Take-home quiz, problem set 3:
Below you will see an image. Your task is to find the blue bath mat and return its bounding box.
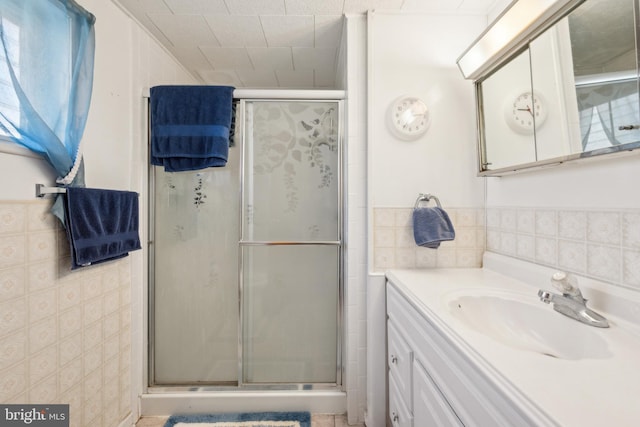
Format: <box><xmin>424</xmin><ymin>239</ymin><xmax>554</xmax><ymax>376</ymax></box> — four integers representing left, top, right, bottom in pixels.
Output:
<box><xmin>163</xmin><ymin>411</ymin><xmax>311</xmax><ymax>427</ymax></box>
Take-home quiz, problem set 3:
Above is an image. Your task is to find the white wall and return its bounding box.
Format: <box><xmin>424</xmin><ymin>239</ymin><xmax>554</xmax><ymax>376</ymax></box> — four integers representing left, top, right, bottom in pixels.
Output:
<box><xmin>368</xmin><ymin>11</ymin><xmax>486</xmax><ymax>209</ymax></box>
<box><xmin>365</xmin><ymin>11</ymin><xmax>487</xmax><ymax>427</ymax></box>
<box><xmin>486</xmin><ymin>153</ymin><xmax>640</xmax><ymax>209</ymax></box>
<box><xmin>340</xmin><ymin>14</ymin><xmax>370</xmax><ymax>426</ymax></box>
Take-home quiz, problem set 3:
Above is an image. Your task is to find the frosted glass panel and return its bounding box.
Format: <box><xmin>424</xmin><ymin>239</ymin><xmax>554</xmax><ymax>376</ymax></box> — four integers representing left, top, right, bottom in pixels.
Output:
<box><xmin>242</xmin><ymin>245</ymin><xmax>339</xmax><ymax>383</ymax></box>
<box><xmin>243</xmin><ymin>101</ymin><xmax>339</xmax><ymax>242</ymax></box>
<box><xmin>151</xmin><ymin>98</ymin><xmax>341</xmax><ymax>388</ymax></box>
<box><xmin>153</xmin><ymin>146</ymin><xmax>240</xmax><ymax>384</ymax></box>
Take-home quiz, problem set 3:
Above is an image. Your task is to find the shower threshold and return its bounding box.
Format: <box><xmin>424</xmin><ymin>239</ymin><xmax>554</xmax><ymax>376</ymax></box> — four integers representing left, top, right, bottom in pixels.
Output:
<box><xmin>148</xmin><ymin>383</ymin><xmax>341</xmax><ymax>392</ymax></box>
<box><xmin>140</xmin><ymin>386</ymin><xmax>347</xmax><ymax>416</ymax></box>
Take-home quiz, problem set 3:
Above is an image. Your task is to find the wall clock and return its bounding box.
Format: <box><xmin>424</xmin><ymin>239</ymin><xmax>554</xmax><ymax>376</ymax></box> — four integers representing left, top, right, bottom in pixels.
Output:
<box><xmin>388</xmin><ymin>96</ymin><xmax>430</xmax><ymax>140</ymax></box>
<box><xmin>504</xmin><ymin>91</ymin><xmax>547</xmax><ymax>134</ymax></box>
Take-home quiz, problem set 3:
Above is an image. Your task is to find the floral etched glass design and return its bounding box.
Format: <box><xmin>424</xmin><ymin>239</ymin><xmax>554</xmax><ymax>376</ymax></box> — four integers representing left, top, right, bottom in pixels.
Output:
<box><xmin>242</xmin><ymin>100</ymin><xmax>341</xmax><ymax>384</ymax></box>
<box><xmin>243</xmin><ymin>101</ymin><xmax>340</xmax><ymax>242</ymax></box>
<box><xmin>152</xmin><ymin>146</ymin><xmax>240</xmax><ymax>384</ymax></box>
<box><xmin>152</xmin><ymin>99</ymin><xmax>342</xmax><ymax>386</ymax></box>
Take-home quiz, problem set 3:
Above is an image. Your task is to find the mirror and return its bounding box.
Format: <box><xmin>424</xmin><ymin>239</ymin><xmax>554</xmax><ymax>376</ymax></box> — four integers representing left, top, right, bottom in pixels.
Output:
<box><xmin>464</xmin><ymin>0</ymin><xmax>640</xmax><ymax>175</ymax></box>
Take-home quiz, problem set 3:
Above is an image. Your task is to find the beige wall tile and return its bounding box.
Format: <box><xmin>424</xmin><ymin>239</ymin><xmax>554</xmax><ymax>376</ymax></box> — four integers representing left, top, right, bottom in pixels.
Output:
<box><xmin>27</xmin><ymin>203</ymin><xmax>57</xmax><ymax>232</ymax></box>
<box><xmin>28</xmin><ymin>231</ymin><xmax>57</xmax><ymax>262</ymax></box>
<box><xmin>0</xmin><ymin>331</ymin><xmax>26</xmax><ymax>371</ymax></box>
<box><xmin>0</xmin><ymin>204</ymin><xmax>26</xmax><ymax>235</ymax></box>
<box><xmin>0</xmin><ymin>235</ymin><xmax>26</xmax><ymax>269</ymax></box>
<box><xmin>372</xmin><ymin>206</ymin><xmax>485</xmax><ymax>272</ymax></box>
<box><xmin>0</xmin><ymin>266</ymin><xmax>25</xmax><ymax>302</ymax></box>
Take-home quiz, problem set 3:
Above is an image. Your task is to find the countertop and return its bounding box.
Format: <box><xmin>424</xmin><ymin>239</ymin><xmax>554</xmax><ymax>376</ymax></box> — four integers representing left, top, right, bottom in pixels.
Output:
<box><xmin>386</xmin><ymin>253</ymin><xmax>640</xmax><ymax>427</ymax></box>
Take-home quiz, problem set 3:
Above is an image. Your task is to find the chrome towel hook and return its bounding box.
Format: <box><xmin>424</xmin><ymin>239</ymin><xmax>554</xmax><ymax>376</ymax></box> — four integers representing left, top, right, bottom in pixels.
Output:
<box><xmin>414</xmin><ymin>193</ymin><xmax>442</xmax><ymax>209</ymax></box>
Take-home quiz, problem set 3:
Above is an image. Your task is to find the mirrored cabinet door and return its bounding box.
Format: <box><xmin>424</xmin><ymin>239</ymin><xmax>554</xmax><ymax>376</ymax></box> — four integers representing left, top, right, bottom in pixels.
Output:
<box><xmin>466</xmin><ymin>0</ymin><xmax>640</xmax><ymax>175</ymax></box>
<box><xmin>529</xmin><ymin>17</ymin><xmax>582</xmax><ymax>161</ymax></box>
<box><xmin>480</xmin><ymin>50</ymin><xmax>537</xmax><ymax>170</ymax></box>
<box><xmin>570</xmin><ymin>0</ymin><xmax>640</xmax><ymax>152</ymax></box>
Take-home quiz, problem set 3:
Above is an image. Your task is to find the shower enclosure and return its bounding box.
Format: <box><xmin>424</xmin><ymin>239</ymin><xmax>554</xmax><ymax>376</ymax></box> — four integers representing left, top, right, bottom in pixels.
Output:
<box><xmin>149</xmin><ymin>98</ymin><xmax>342</xmax><ymax>389</ymax></box>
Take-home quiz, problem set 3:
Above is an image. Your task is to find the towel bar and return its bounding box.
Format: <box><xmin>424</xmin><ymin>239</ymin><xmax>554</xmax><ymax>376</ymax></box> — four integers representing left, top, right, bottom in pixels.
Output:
<box><xmin>36</xmin><ymin>184</ymin><xmax>66</xmax><ymax>198</ymax></box>
<box><xmin>414</xmin><ymin>193</ymin><xmax>442</xmax><ymax>209</ymax></box>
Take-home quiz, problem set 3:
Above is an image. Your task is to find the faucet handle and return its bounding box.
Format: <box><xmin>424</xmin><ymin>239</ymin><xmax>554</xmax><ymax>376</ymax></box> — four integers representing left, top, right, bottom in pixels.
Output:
<box><xmin>551</xmin><ymin>272</ymin><xmax>580</xmax><ymax>296</ymax></box>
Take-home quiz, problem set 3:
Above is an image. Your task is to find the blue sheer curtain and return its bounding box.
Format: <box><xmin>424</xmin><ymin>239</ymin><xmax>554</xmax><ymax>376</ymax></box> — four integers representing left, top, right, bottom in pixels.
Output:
<box><xmin>0</xmin><ymin>0</ymin><xmax>95</xmax><ymax>220</ymax></box>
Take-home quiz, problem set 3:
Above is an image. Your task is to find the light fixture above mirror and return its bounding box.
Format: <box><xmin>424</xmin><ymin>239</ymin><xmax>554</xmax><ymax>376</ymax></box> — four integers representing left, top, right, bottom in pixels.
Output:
<box><xmin>457</xmin><ymin>0</ymin><xmax>582</xmax><ymax>80</ymax></box>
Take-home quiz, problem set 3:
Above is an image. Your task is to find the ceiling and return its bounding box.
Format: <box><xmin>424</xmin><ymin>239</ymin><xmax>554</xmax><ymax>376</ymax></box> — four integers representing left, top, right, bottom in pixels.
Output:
<box><xmin>114</xmin><ymin>0</ymin><xmax>501</xmax><ymax>88</ymax></box>
<box><xmin>568</xmin><ymin>0</ymin><xmax>636</xmax><ymax>76</ymax></box>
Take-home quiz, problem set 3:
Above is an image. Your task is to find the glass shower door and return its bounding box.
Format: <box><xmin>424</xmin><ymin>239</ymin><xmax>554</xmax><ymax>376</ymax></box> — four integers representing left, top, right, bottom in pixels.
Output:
<box><xmin>151</xmin><ymin>145</ymin><xmax>241</xmax><ymax>385</ymax></box>
<box><xmin>241</xmin><ymin>100</ymin><xmax>342</xmax><ymax>384</ymax></box>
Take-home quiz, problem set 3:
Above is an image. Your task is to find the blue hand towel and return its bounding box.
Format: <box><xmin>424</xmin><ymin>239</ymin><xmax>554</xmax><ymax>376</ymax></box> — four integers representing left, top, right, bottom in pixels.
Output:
<box><xmin>150</xmin><ymin>85</ymin><xmax>235</xmax><ymax>172</ymax></box>
<box><xmin>412</xmin><ymin>207</ymin><xmax>455</xmax><ymax>248</ymax></box>
<box><xmin>64</xmin><ymin>187</ymin><xmax>142</xmax><ymax>269</ymax></box>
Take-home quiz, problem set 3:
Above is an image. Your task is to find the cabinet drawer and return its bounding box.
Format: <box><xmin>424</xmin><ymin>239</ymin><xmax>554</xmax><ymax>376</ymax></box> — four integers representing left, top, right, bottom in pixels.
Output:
<box><xmin>413</xmin><ymin>358</ymin><xmax>463</xmax><ymax>427</ymax></box>
<box><xmin>387</xmin><ymin>320</ymin><xmax>413</xmax><ymax>404</ymax></box>
<box><xmin>389</xmin><ymin>374</ymin><xmax>413</xmax><ymax>427</ymax></box>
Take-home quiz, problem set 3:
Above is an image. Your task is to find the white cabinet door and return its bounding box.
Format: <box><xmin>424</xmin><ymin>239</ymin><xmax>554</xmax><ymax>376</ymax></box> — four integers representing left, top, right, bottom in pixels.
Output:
<box><xmin>413</xmin><ymin>359</ymin><xmax>463</xmax><ymax>427</ymax></box>
<box><xmin>388</xmin><ymin>321</ymin><xmax>413</xmax><ymax>402</ymax></box>
<box><xmin>389</xmin><ymin>374</ymin><xmax>413</xmax><ymax>427</ymax></box>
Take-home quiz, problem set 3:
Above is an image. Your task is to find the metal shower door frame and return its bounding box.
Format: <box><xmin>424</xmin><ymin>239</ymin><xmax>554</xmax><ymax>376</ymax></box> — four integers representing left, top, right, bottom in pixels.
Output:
<box><xmin>238</xmin><ymin>98</ymin><xmax>344</xmax><ymax>389</ymax></box>
<box><xmin>147</xmin><ymin>96</ymin><xmax>344</xmax><ymax>391</ymax></box>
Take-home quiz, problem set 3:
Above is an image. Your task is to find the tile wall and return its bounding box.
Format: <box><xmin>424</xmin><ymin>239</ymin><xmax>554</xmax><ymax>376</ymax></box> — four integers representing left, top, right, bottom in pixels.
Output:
<box><xmin>486</xmin><ymin>207</ymin><xmax>640</xmax><ymax>289</ymax></box>
<box><xmin>372</xmin><ymin>207</ymin><xmax>486</xmax><ymax>272</ymax></box>
<box><xmin>0</xmin><ymin>200</ymin><xmax>132</xmax><ymax>427</ymax></box>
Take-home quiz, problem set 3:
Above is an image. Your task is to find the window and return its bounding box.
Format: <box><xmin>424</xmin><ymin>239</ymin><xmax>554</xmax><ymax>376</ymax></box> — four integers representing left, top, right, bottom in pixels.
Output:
<box><xmin>577</xmin><ymin>78</ymin><xmax>640</xmax><ymax>151</ymax></box>
<box><xmin>0</xmin><ymin>11</ymin><xmax>20</xmax><ymax>139</ymax></box>
<box><xmin>0</xmin><ymin>0</ymin><xmax>95</xmax><ymax>186</ymax></box>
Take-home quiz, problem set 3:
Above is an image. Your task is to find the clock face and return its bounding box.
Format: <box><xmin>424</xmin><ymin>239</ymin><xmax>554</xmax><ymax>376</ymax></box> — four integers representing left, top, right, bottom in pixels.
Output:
<box><xmin>388</xmin><ymin>96</ymin><xmax>430</xmax><ymax>140</ymax></box>
<box><xmin>505</xmin><ymin>91</ymin><xmax>546</xmax><ymax>134</ymax></box>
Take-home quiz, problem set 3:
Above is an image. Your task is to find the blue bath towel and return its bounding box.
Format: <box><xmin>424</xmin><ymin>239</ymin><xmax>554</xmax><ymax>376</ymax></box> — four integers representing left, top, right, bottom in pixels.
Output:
<box><xmin>150</xmin><ymin>85</ymin><xmax>235</xmax><ymax>172</ymax></box>
<box><xmin>413</xmin><ymin>207</ymin><xmax>455</xmax><ymax>248</ymax></box>
<box><xmin>64</xmin><ymin>187</ymin><xmax>142</xmax><ymax>269</ymax></box>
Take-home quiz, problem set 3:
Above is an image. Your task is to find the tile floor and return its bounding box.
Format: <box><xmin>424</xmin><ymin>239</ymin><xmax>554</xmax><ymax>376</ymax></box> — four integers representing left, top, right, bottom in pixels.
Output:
<box><xmin>135</xmin><ymin>414</ymin><xmax>362</xmax><ymax>427</ymax></box>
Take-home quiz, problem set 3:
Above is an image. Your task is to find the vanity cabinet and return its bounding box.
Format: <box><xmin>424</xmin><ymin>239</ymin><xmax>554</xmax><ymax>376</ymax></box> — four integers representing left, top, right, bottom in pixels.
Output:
<box><xmin>387</xmin><ymin>321</ymin><xmax>414</xmax><ymax>427</ymax></box>
<box><xmin>412</xmin><ymin>358</ymin><xmax>463</xmax><ymax>427</ymax></box>
<box><xmin>386</xmin><ymin>280</ymin><xmax>537</xmax><ymax>427</ymax></box>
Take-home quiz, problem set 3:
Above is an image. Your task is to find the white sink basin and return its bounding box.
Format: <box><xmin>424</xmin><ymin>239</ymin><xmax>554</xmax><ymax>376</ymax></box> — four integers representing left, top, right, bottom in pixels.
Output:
<box><xmin>446</xmin><ymin>291</ymin><xmax>611</xmax><ymax>360</ymax></box>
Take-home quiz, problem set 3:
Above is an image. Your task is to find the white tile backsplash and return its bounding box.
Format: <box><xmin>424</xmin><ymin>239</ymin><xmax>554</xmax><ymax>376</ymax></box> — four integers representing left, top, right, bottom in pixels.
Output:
<box><xmin>558</xmin><ymin>211</ymin><xmax>587</xmax><ymax>240</ymax></box>
<box><xmin>622</xmin><ymin>212</ymin><xmax>640</xmax><ymax>249</ymax></box>
<box><xmin>535</xmin><ymin>210</ymin><xmax>557</xmax><ymax>237</ymax></box>
<box><xmin>516</xmin><ymin>210</ymin><xmax>535</xmax><ymax>234</ymax></box>
<box><xmin>0</xmin><ymin>200</ymin><xmax>132</xmax><ymax>424</ymax></box>
<box><xmin>500</xmin><ymin>209</ymin><xmax>516</xmax><ymax>231</ymax></box>
<box><xmin>487</xmin><ymin>206</ymin><xmax>640</xmax><ymax>291</ymax></box>
<box><xmin>587</xmin><ymin>212</ymin><xmax>621</xmax><ymax>245</ymax></box>
<box><xmin>516</xmin><ymin>233</ymin><xmax>535</xmax><ymax>260</ymax></box>
<box><xmin>373</xmin><ymin>207</ymin><xmax>485</xmax><ymax>271</ymax></box>
<box><xmin>587</xmin><ymin>245</ymin><xmax>621</xmax><ymax>282</ymax></box>
<box><xmin>623</xmin><ymin>250</ymin><xmax>640</xmax><ymax>287</ymax></box>
<box><xmin>558</xmin><ymin>240</ymin><xmax>586</xmax><ymax>272</ymax></box>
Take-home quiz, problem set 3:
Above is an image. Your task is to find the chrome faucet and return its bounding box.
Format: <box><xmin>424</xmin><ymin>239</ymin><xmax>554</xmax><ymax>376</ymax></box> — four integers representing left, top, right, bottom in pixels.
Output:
<box><xmin>538</xmin><ymin>272</ymin><xmax>609</xmax><ymax>328</ymax></box>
